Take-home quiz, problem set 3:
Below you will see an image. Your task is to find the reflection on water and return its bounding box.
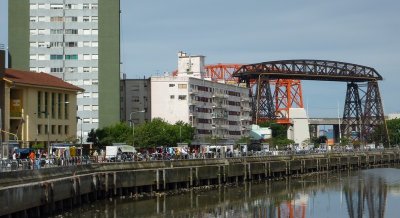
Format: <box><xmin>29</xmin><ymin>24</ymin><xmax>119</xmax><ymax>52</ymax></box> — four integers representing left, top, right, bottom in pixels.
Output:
<box><xmin>59</xmin><ymin>168</ymin><xmax>400</xmax><ymax>218</ymax></box>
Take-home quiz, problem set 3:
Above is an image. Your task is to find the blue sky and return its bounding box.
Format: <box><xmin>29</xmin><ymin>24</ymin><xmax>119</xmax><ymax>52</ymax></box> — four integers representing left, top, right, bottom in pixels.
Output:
<box><xmin>1</xmin><ymin>0</ymin><xmax>399</xmax><ymax>117</ymax></box>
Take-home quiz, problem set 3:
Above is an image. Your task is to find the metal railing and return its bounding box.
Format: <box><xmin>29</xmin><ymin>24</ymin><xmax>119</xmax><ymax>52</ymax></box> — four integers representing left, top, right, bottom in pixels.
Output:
<box><xmin>1</xmin><ymin>147</ymin><xmax>398</xmax><ymax>172</ymax></box>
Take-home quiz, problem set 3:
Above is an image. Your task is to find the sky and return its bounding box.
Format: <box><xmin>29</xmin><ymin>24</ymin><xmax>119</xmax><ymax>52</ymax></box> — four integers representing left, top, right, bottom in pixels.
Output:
<box><xmin>1</xmin><ymin>0</ymin><xmax>399</xmax><ymax>117</ymax></box>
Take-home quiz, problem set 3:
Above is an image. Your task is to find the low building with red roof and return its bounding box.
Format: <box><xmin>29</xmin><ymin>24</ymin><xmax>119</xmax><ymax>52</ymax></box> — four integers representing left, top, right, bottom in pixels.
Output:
<box><xmin>3</xmin><ymin>68</ymin><xmax>84</xmax><ymax>150</ymax></box>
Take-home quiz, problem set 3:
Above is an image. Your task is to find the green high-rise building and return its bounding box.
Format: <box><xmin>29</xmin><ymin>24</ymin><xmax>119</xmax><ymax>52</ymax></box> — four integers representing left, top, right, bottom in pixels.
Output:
<box><xmin>8</xmin><ymin>0</ymin><xmax>121</xmax><ymax>140</ymax></box>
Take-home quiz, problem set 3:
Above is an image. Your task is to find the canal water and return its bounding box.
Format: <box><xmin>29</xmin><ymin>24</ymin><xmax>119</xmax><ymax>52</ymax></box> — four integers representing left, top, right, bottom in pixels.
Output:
<box><xmin>57</xmin><ymin>168</ymin><xmax>400</xmax><ymax>218</ymax></box>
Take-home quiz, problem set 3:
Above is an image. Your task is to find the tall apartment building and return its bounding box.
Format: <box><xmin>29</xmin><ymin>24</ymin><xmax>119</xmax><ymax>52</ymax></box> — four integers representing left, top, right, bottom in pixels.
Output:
<box><xmin>8</xmin><ymin>0</ymin><xmax>120</xmax><ymax>142</ymax></box>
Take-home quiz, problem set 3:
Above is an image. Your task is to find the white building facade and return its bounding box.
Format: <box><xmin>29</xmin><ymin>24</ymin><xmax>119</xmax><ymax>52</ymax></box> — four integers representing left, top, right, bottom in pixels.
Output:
<box><xmin>151</xmin><ymin>76</ymin><xmax>252</xmax><ymax>142</ymax></box>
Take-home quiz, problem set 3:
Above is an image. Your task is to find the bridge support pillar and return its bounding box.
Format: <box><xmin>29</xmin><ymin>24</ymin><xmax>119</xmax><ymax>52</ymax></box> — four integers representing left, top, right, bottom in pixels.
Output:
<box><xmin>342</xmin><ymin>82</ymin><xmax>363</xmax><ymax>141</ymax></box>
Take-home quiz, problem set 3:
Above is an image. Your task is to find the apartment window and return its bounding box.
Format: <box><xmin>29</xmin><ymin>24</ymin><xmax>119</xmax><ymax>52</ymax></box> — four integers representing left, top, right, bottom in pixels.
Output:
<box><xmin>92</xmin><ymin>67</ymin><xmax>98</xmax><ymax>72</ymax></box>
<box><xmin>83</xmin><ymin>4</ymin><xmax>89</xmax><ymax>9</ymax></box>
<box><xmin>38</xmin><ymin>4</ymin><xmax>46</xmax><ymax>9</ymax></box>
<box><xmin>66</xmin><ymin>67</ymin><xmax>77</xmax><ymax>73</ymax></box>
<box><xmin>30</xmin><ymin>17</ymin><xmax>37</xmax><ymax>22</ymax></box>
<box><xmin>50</xmin><ymin>55</ymin><xmax>63</xmax><ymax>60</ymax></box>
<box><xmin>169</xmin><ymin>84</ymin><xmax>175</xmax><ymax>87</ymax></box>
<box><xmin>83</xmin><ymin>29</ymin><xmax>91</xmax><ymax>35</ymax></box>
<box><xmin>30</xmin><ymin>29</ymin><xmax>38</xmax><ymax>35</ymax></box>
<box><xmin>38</xmin><ymin>55</ymin><xmax>46</xmax><ymax>60</ymax></box>
<box><xmin>30</xmin><ymin>42</ymin><xmax>37</xmax><ymax>47</ymax></box>
<box><xmin>92</xmin><ymin>118</ymin><xmax>99</xmax><ymax>123</ymax></box>
<box><xmin>50</xmin><ymin>42</ymin><xmax>63</xmax><ymax>47</ymax></box>
<box><xmin>64</xmin><ymin>94</ymin><xmax>69</xmax><ymax>119</ymax></box>
<box><xmin>178</xmin><ymin>95</ymin><xmax>187</xmax><ymax>100</ymax></box>
<box><xmin>65</xmin><ymin>4</ymin><xmax>78</xmax><ymax>9</ymax></box>
<box><xmin>92</xmin><ymin>54</ymin><xmax>98</xmax><ymax>60</ymax></box>
<box><xmin>83</xmin><ymin>92</ymin><xmax>91</xmax><ymax>98</ymax></box>
<box><xmin>50</xmin><ymin>16</ymin><xmax>63</xmax><ymax>22</ymax></box>
<box><xmin>51</xmin><ymin>125</ymin><xmax>56</xmax><ymax>134</ymax></box>
<box><xmin>83</xmin><ymin>67</ymin><xmax>90</xmax><ymax>73</ymax></box>
<box><xmin>83</xmin><ymin>16</ymin><xmax>90</xmax><ymax>22</ymax></box>
<box><xmin>50</xmin><ymin>29</ymin><xmax>63</xmax><ymax>34</ymax></box>
<box><xmin>51</xmin><ymin>93</ymin><xmax>56</xmax><ymax>118</ymax></box>
<box><xmin>37</xmin><ymin>125</ymin><xmax>42</xmax><ymax>134</ymax></box>
<box><xmin>37</xmin><ymin>91</ymin><xmax>42</xmax><ymax>118</ymax></box>
<box><xmin>92</xmin><ymin>92</ymin><xmax>98</xmax><ymax>98</ymax></box>
<box><xmin>91</xmin><ymin>4</ymin><xmax>98</xmax><ymax>9</ymax></box>
<box><xmin>65</xmin><ymin>125</ymin><xmax>69</xmax><ymax>135</ymax></box>
<box><xmin>65</xmin><ymin>54</ymin><xmax>78</xmax><ymax>60</ymax></box>
<box><xmin>83</xmin><ymin>41</ymin><xmax>91</xmax><ymax>47</ymax></box>
<box><xmin>92</xmin><ymin>105</ymin><xmax>99</xmax><ymax>111</ymax></box>
<box><xmin>65</xmin><ymin>29</ymin><xmax>78</xmax><ymax>34</ymax></box>
<box><xmin>44</xmin><ymin>92</ymin><xmax>49</xmax><ymax>118</ymax></box>
<box><xmin>83</xmin><ymin>118</ymin><xmax>91</xmax><ymax>123</ymax></box>
<box><xmin>66</xmin><ymin>42</ymin><xmax>77</xmax><ymax>47</ymax></box>
<box><xmin>58</xmin><ymin>125</ymin><xmax>62</xmax><ymax>135</ymax></box>
<box><xmin>38</xmin><ymin>67</ymin><xmax>45</xmax><ymax>72</ymax></box>
<box><xmin>30</xmin><ymin>54</ymin><xmax>37</xmax><ymax>60</ymax></box>
<box><xmin>51</xmin><ymin>68</ymin><xmax>63</xmax><ymax>73</ymax></box>
<box><xmin>65</xmin><ymin>16</ymin><xmax>78</xmax><ymax>22</ymax></box>
<box><xmin>83</xmin><ymin>54</ymin><xmax>91</xmax><ymax>60</ymax></box>
<box><xmin>83</xmin><ymin>80</ymin><xmax>91</xmax><ymax>85</ymax></box>
<box><xmin>83</xmin><ymin>105</ymin><xmax>91</xmax><ymax>111</ymax></box>
<box><xmin>50</xmin><ymin>4</ymin><xmax>63</xmax><ymax>9</ymax></box>
<box><xmin>38</xmin><ymin>16</ymin><xmax>46</xmax><ymax>22</ymax></box>
<box><xmin>92</xmin><ymin>16</ymin><xmax>98</xmax><ymax>22</ymax></box>
<box><xmin>170</xmin><ymin>95</ymin><xmax>175</xmax><ymax>99</ymax></box>
<box><xmin>58</xmin><ymin>94</ymin><xmax>62</xmax><ymax>119</ymax></box>
<box><xmin>92</xmin><ymin>42</ymin><xmax>98</xmax><ymax>47</ymax></box>
<box><xmin>38</xmin><ymin>42</ymin><xmax>47</xmax><ymax>48</ymax></box>
<box><xmin>178</xmin><ymin>84</ymin><xmax>187</xmax><ymax>89</ymax></box>
<box><xmin>30</xmin><ymin>4</ymin><xmax>38</xmax><ymax>10</ymax></box>
<box><xmin>92</xmin><ymin>29</ymin><xmax>98</xmax><ymax>35</ymax></box>
<box><xmin>30</xmin><ymin>68</ymin><xmax>37</xmax><ymax>72</ymax></box>
<box><xmin>38</xmin><ymin>29</ymin><xmax>46</xmax><ymax>35</ymax></box>
<box><xmin>92</xmin><ymin>79</ymin><xmax>98</xmax><ymax>85</ymax></box>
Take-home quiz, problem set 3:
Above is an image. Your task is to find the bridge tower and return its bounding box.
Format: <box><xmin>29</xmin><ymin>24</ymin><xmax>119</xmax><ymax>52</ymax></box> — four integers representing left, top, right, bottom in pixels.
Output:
<box><xmin>362</xmin><ymin>81</ymin><xmax>387</xmax><ymax>144</ymax></box>
<box><xmin>274</xmin><ymin>79</ymin><xmax>304</xmax><ymax>124</ymax></box>
<box><xmin>342</xmin><ymin>82</ymin><xmax>363</xmax><ymax>140</ymax></box>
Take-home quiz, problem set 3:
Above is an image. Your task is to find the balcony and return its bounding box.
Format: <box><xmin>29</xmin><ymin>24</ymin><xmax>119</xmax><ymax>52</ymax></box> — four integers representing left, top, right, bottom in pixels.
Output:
<box><xmin>212</xmin><ymin>93</ymin><xmax>228</xmax><ymax>99</ymax></box>
<box><xmin>212</xmin><ymin>113</ymin><xmax>227</xmax><ymax>119</ymax></box>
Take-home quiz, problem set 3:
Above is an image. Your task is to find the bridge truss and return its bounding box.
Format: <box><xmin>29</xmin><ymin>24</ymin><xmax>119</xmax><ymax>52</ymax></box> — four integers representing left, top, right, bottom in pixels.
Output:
<box><xmin>233</xmin><ymin>60</ymin><xmax>388</xmax><ymax>144</ymax></box>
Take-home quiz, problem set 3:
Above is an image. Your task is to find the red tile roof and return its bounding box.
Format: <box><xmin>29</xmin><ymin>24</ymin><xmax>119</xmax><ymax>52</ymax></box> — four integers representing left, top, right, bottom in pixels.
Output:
<box><xmin>4</xmin><ymin>69</ymin><xmax>84</xmax><ymax>92</ymax></box>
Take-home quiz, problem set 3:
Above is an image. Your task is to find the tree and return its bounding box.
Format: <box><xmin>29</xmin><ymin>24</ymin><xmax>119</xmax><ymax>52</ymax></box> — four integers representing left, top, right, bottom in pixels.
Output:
<box><xmin>94</xmin><ymin>123</ymin><xmax>132</xmax><ymax>147</ymax></box>
<box><xmin>258</xmin><ymin>121</ymin><xmax>292</xmax><ymax>149</ymax></box>
<box><xmin>340</xmin><ymin>137</ymin><xmax>351</xmax><ymax>147</ymax></box>
<box><xmin>386</xmin><ymin>118</ymin><xmax>400</xmax><ymax>146</ymax></box>
<box><xmin>133</xmin><ymin>118</ymin><xmax>195</xmax><ymax>147</ymax></box>
<box><xmin>87</xmin><ymin>129</ymin><xmax>101</xmax><ymax>149</ymax></box>
<box><xmin>237</xmin><ymin>136</ymin><xmax>251</xmax><ymax>144</ymax></box>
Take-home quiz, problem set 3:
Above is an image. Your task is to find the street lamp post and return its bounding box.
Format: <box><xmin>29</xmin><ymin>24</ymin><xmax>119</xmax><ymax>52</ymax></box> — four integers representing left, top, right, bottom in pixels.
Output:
<box><xmin>77</xmin><ymin>117</ymin><xmax>83</xmax><ymax>161</ymax></box>
<box><xmin>129</xmin><ymin>110</ymin><xmax>145</xmax><ymax>147</ymax></box>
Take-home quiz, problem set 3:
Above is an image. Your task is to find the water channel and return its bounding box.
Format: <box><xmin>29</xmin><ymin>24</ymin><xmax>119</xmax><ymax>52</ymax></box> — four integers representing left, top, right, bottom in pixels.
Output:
<box><xmin>57</xmin><ymin>167</ymin><xmax>400</xmax><ymax>218</ymax></box>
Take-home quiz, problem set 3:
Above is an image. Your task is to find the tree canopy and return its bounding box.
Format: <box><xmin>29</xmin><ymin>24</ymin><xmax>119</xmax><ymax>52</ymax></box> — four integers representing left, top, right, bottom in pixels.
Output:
<box><xmin>87</xmin><ymin>118</ymin><xmax>195</xmax><ymax>148</ymax></box>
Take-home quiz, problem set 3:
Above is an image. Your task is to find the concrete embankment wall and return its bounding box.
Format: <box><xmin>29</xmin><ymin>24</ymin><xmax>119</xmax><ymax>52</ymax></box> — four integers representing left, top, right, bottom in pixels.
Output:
<box><xmin>1</xmin><ymin>151</ymin><xmax>399</xmax><ymax>217</ymax></box>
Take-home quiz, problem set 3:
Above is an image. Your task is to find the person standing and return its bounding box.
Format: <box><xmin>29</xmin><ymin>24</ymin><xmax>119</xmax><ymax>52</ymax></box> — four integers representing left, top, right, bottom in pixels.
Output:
<box><xmin>29</xmin><ymin>151</ymin><xmax>35</xmax><ymax>169</ymax></box>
